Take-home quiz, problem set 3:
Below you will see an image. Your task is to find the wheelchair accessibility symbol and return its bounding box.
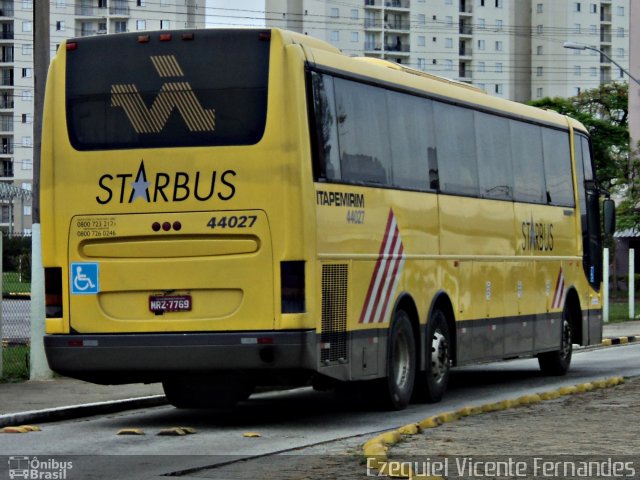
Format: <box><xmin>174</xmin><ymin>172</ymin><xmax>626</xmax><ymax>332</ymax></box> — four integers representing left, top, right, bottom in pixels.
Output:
<box><xmin>71</xmin><ymin>262</ymin><xmax>99</xmax><ymax>294</ymax></box>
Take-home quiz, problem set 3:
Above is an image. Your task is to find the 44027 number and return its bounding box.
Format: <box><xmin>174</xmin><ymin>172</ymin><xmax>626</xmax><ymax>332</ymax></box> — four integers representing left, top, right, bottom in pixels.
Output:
<box><xmin>207</xmin><ymin>215</ymin><xmax>257</xmax><ymax>229</ymax></box>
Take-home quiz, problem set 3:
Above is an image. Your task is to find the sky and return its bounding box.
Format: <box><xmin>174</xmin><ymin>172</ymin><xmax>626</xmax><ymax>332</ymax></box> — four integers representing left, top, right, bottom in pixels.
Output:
<box><xmin>206</xmin><ymin>0</ymin><xmax>266</xmax><ymax>27</ymax></box>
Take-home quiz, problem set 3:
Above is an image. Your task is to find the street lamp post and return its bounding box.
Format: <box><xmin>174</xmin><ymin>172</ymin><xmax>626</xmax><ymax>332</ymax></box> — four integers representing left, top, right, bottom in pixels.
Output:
<box><xmin>563</xmin><ymin>41</ymin><xmax>640</xmax><ymax>87</ymax></box>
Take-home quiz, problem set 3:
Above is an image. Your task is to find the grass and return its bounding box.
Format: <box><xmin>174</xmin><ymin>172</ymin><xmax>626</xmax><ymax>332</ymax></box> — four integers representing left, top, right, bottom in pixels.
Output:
<box><xmin>1</xmin><ymin>344</ymin><xmax>29</xmax><ymax>382</ymax></box>
<box><xmin>607</xmin><ymin>300</ymin><xmax>640</xmax><ymax>323</ymax></box>
<box><xmin>2</xmin><ymin>271</ymin><xmax>31</xmax><ymax>295</ymax></box>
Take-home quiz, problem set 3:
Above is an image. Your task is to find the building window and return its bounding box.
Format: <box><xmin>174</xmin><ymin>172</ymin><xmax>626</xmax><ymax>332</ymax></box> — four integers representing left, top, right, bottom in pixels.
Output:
<box><xmin>620</xmin><ymin>68</ymin><xmax>625</xmax><ymax>79</ymax></box>
<box><xmin>445</xmin><ymin>0</ymin><xmax>453</xmax><ymax>4</ymax></box>
<box><xmin>478</xmin><ymin>61</ymin><xmax>485</xmax><ymax>72</ymax></box>
<box><xmin>418</xmin><ymin>14</ymin><xmax>426</xmax><ymax>25</ymax></box>
<box><xmin>536</xmin><ymin>3</ymin><xmax>543</xmax><ymax>13</ymax></box>
<box><xmin>417</xmin><ymin>36</ymin><xmax>426</xmax><ymax>46</ymax></box>
<box><xmin>136</xmin><ymin>20</ymin><xmax>146</xmax><ymax>30</ymax></box>
<box><xmin>21</xmin><ymin>182</ymin><xmax>31</xmax><ymax>191</ymax></box>
<box><xmin>574</xmin><ymin>65</ymin><xmax>581</xmax><ymax>76</ymax></box>
<box><xmin>22</xmin><ymin>159</ymin><xmax>32</xmax><ymax>170</ymax></box>
<box><xmin>495</xmin><ymin>63</ymin><xmax>503</xmax><ymax>73</ymax></box>
<box><xmin>350</xmin><ymin>32</ymin><xmax>359</xmax><ymax>42</ymax></box>
<box><xmin>617</xmin><ymin>27</ymin><xmax>625</xmax><ymax>38</ymax></box>
<box><xmin>589</xmin><ymin>24</ymin><xmax>597</xmax><ymax>35</ymax></box>
<box><xmin>417</xmin><ymin>58</ymin><xmax>426</xmax><ymax>69</ymax></box>
<box><xmin>445</xmin><ymin>16</ymin><xmax>453</xmax><ymax>25</ymax></box>
<box><xmin>56</xmin><ymin>21</ymin><xmax>65</xmax><ymax>31</ymax></box>
<box><xmin>590</xmin><ymin>3</ymin><xmax>597</xmax><ymax>13</ymax></box>
<box><xmin>445</xmin><ymin>38</ymin><xmax>453</xmax><ymax>48</ymax></box>
<box><xmin>478</xmin><ymin>39</ymin><xmax>485</xmax><ymax>50</ymax></box>
<box><xmin>537</xmin><ymin>66</ymin><xmax>543</xmax><ymax>76</ymax></box>
<box><xmin>22</xmin><ymin>44</ymin><xmax>32</xmax><ymax>56</ymax></box>
<box><xmin>574</xmin><ymin>2</ymin><xmax>581</xmax><ymax>12</ymax></box>
<box><xmin>330</xmin><ymin>8</ymin><xmax>339</xmax><ymax>18</ymax></box>
<box><xmin>495</xmin><ymin>84</ymin><xmax>503</xmax><ymax>94</ymax></box>
<box><xmin>160</xmin><ymin>20</ymin><xmax>170</xmax><ymax>30</ymax></box>
<box><xmin>137</xmin><ymin>0</ymin><xmax>145</xmax><ymax>5</ymax></box>
<box><xmin>22</xmin><ymin>136</ymin><xmax>32</xmax><ymax>147</ymax></box>
<box><xmin>22</xmin><ymin>21</ymin><xmax>32</xmax><ymax>32</ymax></box>
<box><xmin>478</xmin><ymin>18</ymin><xmax>485</xmax><ymax>29</ymax></box>
<box><xmin>115</xmin><ymin>21</ymin><xmax>127</xmax><ymax>33</ymax></box>
<box><xmin>160</xmin><ymin>0</ymin><xmax>169</xmax><ymax>4</ymax></box>
<box><xmin>590</xmin><ymin>67</ymin><xmax>597</xmax><ymax>77</ymax></box>
<box><xmin>495</xmin><ymin>41</ymin><xmax>503</xmax><ymax>51</ymax></box>
<box><xmin>536</xmin><ymin>25</ymin><xmax>543</xmax><ymax>34</ymax></box>
<box><xmin>22</xmin><ymin>90</ymin><xmax>32</xmax><ymax>101</ymax></box>
<box><xmin>22</xmin><ymin>68</ymin><xmax>32</xmax><ymax>78</ymax></box>
<box><xmin>22</xmin><ymin>0</ymin><xmax>32</xmax><ymax>8</ymax></box>
<box><xmin>495</xmin><ymin>19</ymin><xmax>503</xmax><ymax>30</ymax></box>
<box><xmin>574</xmin><ymin>87</ymin><xmax>581</xmax><ymax>96</ymax></box>
<box><xmin>617</xmin><ymin>48</ymin><xmax>624</xmax><ymax>58</ymax></box>
<box><xmin>351</xmin><ymin>9</ymin><xmax>358</xmax><ymax>20</ymax></box>
<box><xmin>495</xmin><ymin>0</ymin><xmax>502</xmax><ymax>7</ymax></box>
<box><xmin>536</xmin><ymin>87</ymin><xmax>543</xmax><ymax>98</ymax></box>
<box><xmin>617</xmin><ymin>6</ymin><xmax>624</xmax><ymax>16</ymax></box>
<box><xmin>330</xmin><ymin>30</ymin><xmax>339</xmax><ymax>42</ymax></box>
<box><xmin>24</xmin><ymin>205</ymin><xmax>32</xmax><ymax>217</ymax></box>
<box><xmin>444</xmin><ymin>59</ymin><xmax>453</xmax><ymax>71</ymax></box>
<box><xmin>536</xmin><ymin>45</ymin><xmax>543</xmax><ymax>55</ymax></box>
<box><xmin>478</xmin><ymin>0</ymin><xmax>485</xmax><ymax>6</ymax></box>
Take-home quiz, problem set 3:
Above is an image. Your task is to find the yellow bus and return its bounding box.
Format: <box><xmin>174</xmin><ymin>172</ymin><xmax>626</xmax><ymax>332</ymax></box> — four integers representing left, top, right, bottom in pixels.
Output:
<box><xmin>42</xmin><ymin>28</ymin><xmax>614</xmax><ymax>410</ymax></box>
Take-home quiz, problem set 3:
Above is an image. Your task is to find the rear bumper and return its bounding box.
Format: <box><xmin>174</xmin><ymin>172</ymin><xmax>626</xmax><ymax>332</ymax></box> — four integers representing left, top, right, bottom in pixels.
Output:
<box><xmin>44</xmin><ymin>331</ymin><xmax>316</xmax><ymax>382</ymax></box>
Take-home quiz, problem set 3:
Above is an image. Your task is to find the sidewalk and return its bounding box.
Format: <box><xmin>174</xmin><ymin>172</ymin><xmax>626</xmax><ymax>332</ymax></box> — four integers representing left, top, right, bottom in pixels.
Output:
<box><xmin>1</xmin><ymin>321</ymin><xmax>639</xmax><ymax>427</ymax></box>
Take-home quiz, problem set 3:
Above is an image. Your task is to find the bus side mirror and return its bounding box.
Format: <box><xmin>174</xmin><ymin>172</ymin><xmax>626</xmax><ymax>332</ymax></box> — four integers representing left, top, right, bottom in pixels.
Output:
<box><xmin>603</xmin><ymin>198</ymin><xmax>616</xmax><ymax>235</ymax></box>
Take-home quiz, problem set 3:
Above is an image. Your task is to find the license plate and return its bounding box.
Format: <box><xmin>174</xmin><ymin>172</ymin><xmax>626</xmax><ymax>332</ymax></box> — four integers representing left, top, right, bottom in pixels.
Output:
<box><xmin>149</xmin><ymin>295</ymin><xmax>192</xmax><ymax>313</ymax></box>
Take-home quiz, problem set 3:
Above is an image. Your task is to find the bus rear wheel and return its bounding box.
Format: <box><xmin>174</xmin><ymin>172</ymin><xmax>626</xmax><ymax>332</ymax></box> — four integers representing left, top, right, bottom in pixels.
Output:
<box><xmin>162</xmin><ymin>373</ymin><xmax>254</xmax><ymax>409</ymax></box>
<box><xmin>538</xmin><ymin>311</ymin><xmax>573</xmax><ymax>376</ymax></box>
<box><xmin>376</xmin><ymin>309</ymin><xmax>416</xmax><ymax>410</ymax></box>
<box><xmin>420</xmin><ymin>308</ymin><xmax>451</xmax><ymax>403</ymax></box>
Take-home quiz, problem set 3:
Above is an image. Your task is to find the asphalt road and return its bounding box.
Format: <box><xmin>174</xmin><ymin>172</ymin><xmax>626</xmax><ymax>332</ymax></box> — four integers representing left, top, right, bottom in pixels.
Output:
<box><xmin>1</xmin><ymin>343</ymin><xmax>639</xmax><ymax>479</ymax></box>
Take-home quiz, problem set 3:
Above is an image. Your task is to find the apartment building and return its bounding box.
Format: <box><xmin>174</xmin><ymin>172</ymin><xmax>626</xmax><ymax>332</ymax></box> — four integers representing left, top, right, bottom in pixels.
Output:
<box><xmin>265</xmin><ymin>0</ymin><xmax>629</xmax><ymax>101</ymax></box>
<box><xmin>0</xmin><ymin>0</ymin><xmax>204</xmax><ymax>234</ymax></box>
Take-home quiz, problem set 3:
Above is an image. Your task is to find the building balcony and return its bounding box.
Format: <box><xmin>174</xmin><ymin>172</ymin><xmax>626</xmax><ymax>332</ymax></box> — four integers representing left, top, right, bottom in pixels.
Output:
<box><xmin>0</xmin><ymin>144</ymin><xmax>13</xmax><ymax>155</ymax></box>
<box><xmin>600</xmin><ymin>32</ymin><xmax>612</xmax><ymax>43</ymax></box>
<box><xmin>459</xmin><ymin>45</ymin><xmax>472</xmax><ymax>57</ymax></box>
<box><xmin>110</xmin><ymin>5</ymin><xmax>130</xmax><ymax>16</ymax></box>
<box><xmin>0</xmin><ymin>6</ymin><xmax>14</xmax><ymax>17</ymax></box>
<box><xmin>365</xmin><ymin>19</ymin><xmax>383</xmax><ymax>29</ymax></box>
<box><xmin>385</xmin><ymin>21</ymin><xmax>410</xmax><ymax>31</ymax></box>
<box><xmin>384</xmin><ymin>44</ymin><xmax>410</xmax><ymax>55</ymax></box>
<box><xmin>0</xmin><ymin>31</ymin><xmax>13</xmax><ymax>40</ymax></box>
<box><xmin>75</xmin><ymin>5</ymin><xmax>107</xmax><ymax>18</ymax></box>
<box><xmin>0</xmin><ymin>99</ymin><xmax>13</xmax><ymax>109</ymax></box>
<box><xmin>365</xmin><ymin>42</ymin><xmax>383</xmax><ymax>52</ymax></box>
<box><xmin>459</xmin><ymin>1</ymin><xmax>472</xmax><ymax>15</ymax></box>
<box><xmin>600</xmin><ymin>12</ymin><xmax>612</xmax><ymax>22</ymax></box>
<box><xmin>459</xmin><ymin>23</ymin><xmax>473</xmax><ymax>36</ymax></box>
<box><xmin>364</xmin><ymin>0</ymin><xmax>382</xmax><ymax>7</ymax></box>
<box><xmin>384</xmin><ymin>1</ymin><xmax>410</xmax><ymax>10</ymax></box>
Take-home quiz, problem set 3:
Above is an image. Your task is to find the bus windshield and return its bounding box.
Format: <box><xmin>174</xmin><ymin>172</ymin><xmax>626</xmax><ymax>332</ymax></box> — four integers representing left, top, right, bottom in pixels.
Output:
<box><xmin>65</xmin><ymin>29</ymin><xmax>270</xmax><ymax>151</ymax></box>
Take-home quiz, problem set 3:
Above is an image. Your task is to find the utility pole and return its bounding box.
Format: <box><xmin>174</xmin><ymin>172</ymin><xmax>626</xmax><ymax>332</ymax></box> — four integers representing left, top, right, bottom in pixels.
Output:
<box><xmin>30</xmin><ymin>0</ymin><xmax>52</xmax><ymax>380</ymax></box>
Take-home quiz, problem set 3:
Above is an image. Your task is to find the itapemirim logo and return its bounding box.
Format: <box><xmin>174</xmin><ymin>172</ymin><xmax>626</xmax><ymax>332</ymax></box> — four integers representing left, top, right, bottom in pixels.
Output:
<box><xmin>110</xmin><ymin>55</ymin><xmax>215</xmax><ymax>134</ymax></box>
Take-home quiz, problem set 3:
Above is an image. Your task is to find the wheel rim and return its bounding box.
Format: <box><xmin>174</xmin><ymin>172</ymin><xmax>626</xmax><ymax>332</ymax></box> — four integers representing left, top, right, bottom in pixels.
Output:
<box><xmin>393</xmin><ymin>329</ymin><xmax>411</xmax><ymax>390</ymax></box>
<box><xmin>430</xmin><ymin>329</ymin><xmax>449</xmax><ymax>384</ymax></box>
<box><xmin>560</xmin><ymin>318</ymin><xmax>572</xmax><ymax>360</ymax></box>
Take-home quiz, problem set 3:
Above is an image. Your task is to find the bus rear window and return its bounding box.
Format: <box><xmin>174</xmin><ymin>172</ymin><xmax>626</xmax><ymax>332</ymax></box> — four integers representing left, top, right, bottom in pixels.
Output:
<box><xmin>65</xmin><ymin>29</ymin><xmax>270</xmax><ymax>150</ymax></box>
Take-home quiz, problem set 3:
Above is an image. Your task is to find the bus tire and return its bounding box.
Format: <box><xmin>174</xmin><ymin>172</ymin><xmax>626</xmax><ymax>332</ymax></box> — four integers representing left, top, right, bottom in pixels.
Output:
<box><xmin>538</xmin><ymin>310</ymin><xmax>573</xmax><ymax>376</ymax></box>
<box><xmin>421</xmin><ymin>308</ymin><xmax>451</xmax><ymax>403</ymax></box>
<box><xmin>162</xmin><ymin>374</ymin><xmax>254</xmax><ymax>409</ymax></box>
<box><xmin>378</xmin><ymin>309</ymin><xmax>416</xmax><ymax>410</ymax></box>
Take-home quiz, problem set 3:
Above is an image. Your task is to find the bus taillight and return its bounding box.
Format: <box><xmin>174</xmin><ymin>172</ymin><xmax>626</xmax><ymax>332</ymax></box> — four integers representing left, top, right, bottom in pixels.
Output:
<box><xmin>45</xmin><ymin>267</ymin><xmax>63</xmax><ymax>318</ymax></box>
<box><xmin>281</xmin><ymin>261</ymin><xmax>305</xmax><ymax>313</ymax></box>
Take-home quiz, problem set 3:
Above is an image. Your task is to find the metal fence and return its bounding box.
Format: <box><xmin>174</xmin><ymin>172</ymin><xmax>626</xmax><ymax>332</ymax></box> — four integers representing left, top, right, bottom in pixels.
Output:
<box><xmin>1</xmin><ymin>233</ymin><xmax>31</xmax><ymax>381</ymax></box>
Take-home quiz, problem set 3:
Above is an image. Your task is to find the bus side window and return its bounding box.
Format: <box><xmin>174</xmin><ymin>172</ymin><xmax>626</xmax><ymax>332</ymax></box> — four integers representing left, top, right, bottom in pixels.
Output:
<box><xmin>311</xmin><ymin>72</ymin><xmax>341</xmax><ymax>181</ymax></box>
<box><xmin>475</xmin><ymin>111</ymin><xmax>513</xmax><ymax>200</ymax></box>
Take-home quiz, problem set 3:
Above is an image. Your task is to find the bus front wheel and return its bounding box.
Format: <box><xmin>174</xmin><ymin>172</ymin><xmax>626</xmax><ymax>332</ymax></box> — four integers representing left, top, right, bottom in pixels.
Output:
<box><xmin>538</xmin><ymin>311</ymin><xmax>573</xmax><ymax>376</ymax></box>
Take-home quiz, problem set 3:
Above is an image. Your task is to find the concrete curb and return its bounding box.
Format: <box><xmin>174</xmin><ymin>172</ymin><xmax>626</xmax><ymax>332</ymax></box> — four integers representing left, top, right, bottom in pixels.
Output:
<box><xmin>0</xmin><ymin>395</ymin><xmax>167</xmax><ymax>429</ymax></box>
<box><xmin>602</xmin><ymin>335</ymin><xmax>638</xmax><ymax>346</ymax></box>
<box><xmin>362</xmin><ymin>377</ymin><xmax>626</xmax><ymax>479</ymax></box>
